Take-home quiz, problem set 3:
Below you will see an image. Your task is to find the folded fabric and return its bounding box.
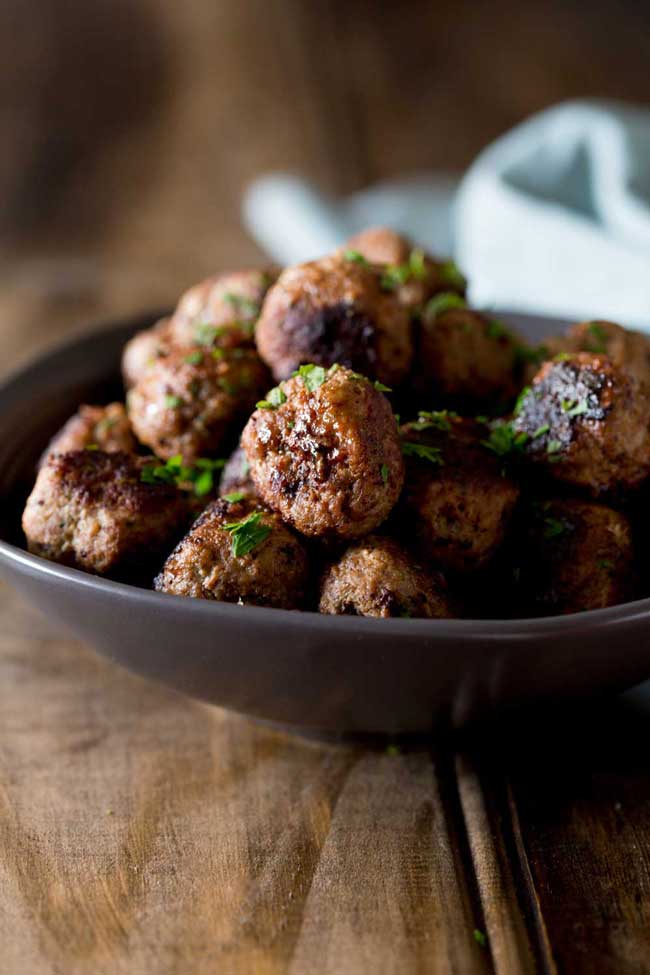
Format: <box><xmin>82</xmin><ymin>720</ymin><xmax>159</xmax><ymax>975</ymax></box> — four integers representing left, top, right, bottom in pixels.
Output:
<box><xmin>243</xmin><ymin>99</ymin><xmax>650</xmax><ymax>329</ymax></box>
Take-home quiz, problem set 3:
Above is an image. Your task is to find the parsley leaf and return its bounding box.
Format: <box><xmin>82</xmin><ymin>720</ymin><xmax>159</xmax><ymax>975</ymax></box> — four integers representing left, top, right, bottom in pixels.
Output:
<box><xmin>293</xmin><ymin>363</ymin><xmax>327</xmax><ymax>391</ymax></box>
<box><xmin>223</xmin><ymin>491</ymin><xmax>246</xmax><ymax>503</ymax></box>
<box><xmin>425</xmin><ymin>292</ymin><xmax>467</xmax><ymax>318</ymax></box>
<box><xmin>401</xmin><ymin>441</ymin><xmax>444</xmax><ymax>465</ymax></box>
<box><xmin>439</xmin><ymin>259</ymin><xmax>467</xmax><ymax>291</ymax></box>
<box><xmin>257</xmin><ymin>385</ymin><xmax>287</xmax><ymax>410</ymax></box>
<box><xmin>416</xmin><ymin>409</ymin><xmax>457</xmax><ymax>432</ymax></box>
<box><xmin>164</xmin><ymin>394</ymin><xmax>184</xmax><ymax>409</ymax></box>
<box><xmin>513</xmin><ymin>385</ymin><xmax>532</xmax><ymax>416</ymax></box>
<box><xmin>486</xmin><ymin>318</ymin><xmax>510</xmax><ymax>339</ymax></box>
<box><xmin>543</xmin><ymin>516</ymin><xmax>566</xmax><ymax>539</ymax></box>
<box><xmin>223</xmin><ymin>511</ymin><xmax>271</xmax><ymax>557</ymax></box>
<box><xmin>141</xmin><ymin>454</ymin><xmax>225</xmax><ymax>496</ymax></box>
<box><xmin>373</xmin><ymin>380</ymin><xmax>392</xmax><ymax>393</ymax></box>
<box><xmin>482</xmin><ymin>422</ymin><xmax>529</xmax><ymax>457</ymax></box>
<box><xmin>184</xmin><ymin>350</ymin><xmax>204</xmax><ymax>365</ymax></box>
<box><xmin>380</xmin><ymin>463</ymin><xmax>389</xmax><ymax>484</ymax></box>
<box><xmin>223</xmin><ymin>293</ymin><xmax>260</xmax><ymax>318</ymax></box>
<box><xmin>342</xmin><ymin>249</ymin><xmax>369</xmax><ymax>266</ymax></box>
<box><xmin>473</xmin><ymin>929</ymin><xmax>487</xmax><ymax>948</ymax></box>
<box><xmin>587</xmin><ymin>322</ymin><xmax>608</xmax><ymax>353</ymax></box>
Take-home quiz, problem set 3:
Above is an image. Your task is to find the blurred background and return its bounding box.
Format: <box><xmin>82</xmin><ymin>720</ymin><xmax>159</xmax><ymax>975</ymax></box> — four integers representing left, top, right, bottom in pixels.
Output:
<box><xmin>2</xmin><ymin>0</ymin><xmax>650</xmax><ymax>368</ymax></box>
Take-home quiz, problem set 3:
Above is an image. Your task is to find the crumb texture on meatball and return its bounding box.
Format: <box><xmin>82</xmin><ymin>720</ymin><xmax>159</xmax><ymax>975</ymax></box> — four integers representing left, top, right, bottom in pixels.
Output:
<box><xmin>319</xmin><ymin>536</ymin><xmax>452</xmax><ymax>618</ymax></box>
<box><xmin>154</xmin><ymin>497</ymin><xmax>309</xmax><ymax>609</ymax></box>
<box><xmin>396</xmin><ymin>413</ymin><xmax>520</xmax><ymax>573</ymax></box>
<box><xmin>122</xmin><ymin>318</ymin><xmax>172</xmax><ymax>388</ymax></box>
<box><xmin>513</xmin><ymin>353</ymin><xmax>650</xmax><ymax>497</ymax></box>
<box><xmin>255</xmin><ymin>253</ymin><xmax>412</xmax><ymax>386</ymax></box>
<box><xmin>22</xmin><ymin>451</ymin><xmax>187</xmax><ymax>575</ymax></box>
<box><xmin>512</xmin><ymin>498</ymin><xmax>635</xmax><ymax>616</ymax></box>
<box><xmin>242</xmin><ymin>364</ymin><xmax>404</xmax><ymax>540</ymax></box>
<box><xmin>128</xmin><ymin>345</ymin><xmax>269</xmax><ymax>461</ymax></box>
<box><xmin>42</xmin><ymin>402</ymin><xmax>136</xmax><ymax>464</ymax></box>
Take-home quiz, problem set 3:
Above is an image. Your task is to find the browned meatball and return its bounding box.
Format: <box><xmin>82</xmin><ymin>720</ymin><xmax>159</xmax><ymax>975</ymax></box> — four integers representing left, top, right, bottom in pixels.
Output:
<box><xmin>219</xmin><ymin>445</ymin><xmax>255</xmax><ymax>498</ymax></box>
<box><xmin>41</xmin><ymin>402</ymin><xmax>136</xmax><ymax>464</ymax></box>
<box><xmin>22</xmin><ymin>451</ymin><xmax>187</xmax><ymax>575</ymax></box>
<box><xmin>122</xmin><ymin>317</ymin><xmax>172</xmax><ymax>388</ymax></box>
<box><xmin>395</xmin><ymin>413</ymin><xmax>520</xmax><ymax>573</ymax></box>
<box><xmin>128</xmin><ymin>345</ymin><xmax>269</xmax><ymax>462</ymax></box>
<box><xmin>241</xmin><ymin>364</ymin><xmax>404</xmax><ymax>540</ymax></box>
<box><xmin>342</xmin><ymin>227</ymin><xmax>467</xmax><ymax>309</ymax></box>
<box><xmin>168</xmin><ymin>268</ymin><xmax>277</xmax><ymax>349</ymax></box>
<box><xmin>154</xmin><ymin>496</ymin><xmax>309</xmax><ymax>608</ymax></box>
<box><xmin>319</xmin><ymin>535</ymin><xmax>452</xmax><ymax>618</ymax></box>
<box><xmin>512</xmin><ymin>353</ymin><xmax>650</xmax><ymax>497</ymax></box>
<box><xmin>416</xmin><ymin>297</ymin><xmax>519</xmax><ymax>407</ymax></box>
<box><xmin>255</xmin><ymin>253</ymin><xmax>412</xmax><ymax>386</ymax></box>
<box><xmin>512</xmin><ymin>498</ymin><xmax>635</xmax><ymax>616</ymax></box>
<box><xmin>560</xmin><ymin>320</ymin><xmax>650</xmax><ymax>389</ymax></box>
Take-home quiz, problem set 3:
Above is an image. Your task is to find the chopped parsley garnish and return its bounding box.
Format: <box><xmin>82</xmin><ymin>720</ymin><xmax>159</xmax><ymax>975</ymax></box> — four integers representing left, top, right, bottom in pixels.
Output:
<box><xmin>513</xmin><ymin>385</ymin><xmax>532</xmax><ymax>416</ymax></box>
<box><xmin>184</xmin><ymin>350</ymin><xmax>204</xmax><ymax>365</ymax></box>
<box><xmin>385</xmin><ymin>744</ymin><xmax>401</xmax><ymax>756</ymax></box>
<box><xmin>140</xmin><ymin>454</ymin><xmax>225</xmax><ymax>496</ymax></box>
<box><xmin>85</xmin><ymin>443</ymin><xmax>99</xmax><ymax>451</ymax></box>
<box><xmin>223</xmin><ymin>292</ymin><xmax>260</xmax><ymax>318</ymax></box>
<box><xmin>543</xmin><ymin>516</ymin><xmax>566</xmax><ymax>539</ymax></box>
<box><xmin>561</xmin><ymin>398</ymin><xmax>588</xmax><ymax>418</ymax></box>
<box><xmin>195</xmin><ymin>323</ymin><xmax>220</xmax><ymax>346</ymax></box>
<box><xmin>598</xmin><ymin>559</ymin><xmax>614</xmax><ymax>570</ymax></box>
<box><xmin>164</xmin><ymin>394</ymin><xmax>184</xmax><ymax>409</ymax></box>
<box><xmin>342</xmin><ymin>249</ymin><xmax>369</xmax><ymax>265</ymax></box>
<box><xmin>256</xmin><ymin>385</ymin><xmax>287</xmax><ymax>410</ymax></box>
<box><xmin>532</xmin><ymin>424</ymin><xmax>549</xmax><ymax>438</ymax></box>
<box><xmin>546</xmin><ymin>439</ymin><xmax>562</xmax><ymax>455</ymax></box>
<box><xmin>554</xmin><ymin>351</ymin><xmax>572</xmax><ymax>361</ymax></box>
<box><xmin>381</xmin><ymin>248</ymin><xmax>429</xmax><ymax>290</ymax></box>
<box><xmin>223</xmin><ymin>510</ymin><xmax>271</xmax><ymax>557</ymax></box>
<box><xmin>439</xmin><ymin>259</ymin><xmax>467</xmax><ymax>291</ymax></box>
<box><xmin>380</xmin><ymin>463</ymin><xmax>389</xmax><ymax>484</ymax></box>
<box><xmin>223</xmin><ymin>491</ymin><xmax>246</xmax><ymax>503</ymax></box>
<box><xmin>393</xmin><ymin>413</ymin><xmax>401</xmax><ymax>426</ymax></box>
<box><xmin>94</xmin><ymin>416</ymin><xmax>117</xmax><ymax>435</ymax></box>
<box><xmin>425</xmin><ymin>292</ymin><xmax>467</xmax><ymax>318</ymax></box>
<box><xmin>373</xmin><ymin>380</ymin><xmax>392</xmax><ymax>393</ymax></box>
<box><xmin>473</xmin><ymin>929</ymin><xmax>487</xmax><ymax>948</ymax></box>
<box><xmin>515</xmin><ymin>343</ymin><xmax>549</xmax><ymax>367</ymax></box>
<box><xmin>293</xmin><ymin>363</ymin><xmax>327</xmax><ymax>391</ymax></box>
<box><xmin>587</xmin><ymin>322</ymin><xmax>608</xmax><ymax>353</ymax></box>
<box><xmin>482</xmin><ymin>422</ymin><xmax>529</xmax><ymax>457</ymax></box>
<box><xmin>416</xmin><ymin>409</ymin><xmax>458</xmax><ymax>432</ymax></box>
<box><xmin>401</xmin><ymin>441</ymin><xmax>444</xmax><ymax>465</ymax></box>
<box><xmin>211</xmin><ymin>347</ymin><xmax>225</xmax><ymax>360</ymax></box>
<box><xmin>486</xmin><ymin>318</ymin><xmax>510</xmax><ymax>340</ymax></box>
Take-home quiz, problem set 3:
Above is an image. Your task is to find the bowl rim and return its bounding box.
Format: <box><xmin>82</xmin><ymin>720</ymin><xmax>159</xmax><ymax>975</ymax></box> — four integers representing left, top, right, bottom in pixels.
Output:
<box><xmin>2</xmin><ymin>308</ymin><xmax>649</xmax><ymax>640</ymax></box>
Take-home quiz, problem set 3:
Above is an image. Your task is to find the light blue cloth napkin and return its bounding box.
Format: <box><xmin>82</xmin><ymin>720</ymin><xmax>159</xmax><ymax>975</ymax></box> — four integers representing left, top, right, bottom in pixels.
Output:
<box><xmin>243</xmin><ymin>99</ymin><xmax>650</xmax><ymax>329</ymax></box>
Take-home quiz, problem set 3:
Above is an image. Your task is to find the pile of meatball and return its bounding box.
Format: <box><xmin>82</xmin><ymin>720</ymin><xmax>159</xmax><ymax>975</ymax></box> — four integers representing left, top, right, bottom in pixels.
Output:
<box><xmin>22</xmin><ymin>228</ymin><xmax>650</xmax><ymax>618</ymax></box>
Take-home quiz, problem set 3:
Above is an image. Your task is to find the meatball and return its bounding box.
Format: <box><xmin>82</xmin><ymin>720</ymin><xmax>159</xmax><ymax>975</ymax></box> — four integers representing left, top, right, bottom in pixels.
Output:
<box><xmin>41</xmin><ymin>402</ymin><xmax>136</xmax><ymax>464</ymax></box>
<box><xmin>127</xmin><ymin>345</ymin><xmax>269</xmax><ymax>462</ymax></box>
<box><xmin>416</xmin><ymin>297</ymin><xmax>519</xmax><ymax>407</ymax></box>
<box><xmin>342</xmin><ymin>227</ymin><xmax>467</xmax><ymax>309</ymax></box>
<box><xmin>319</xmin><ymin>535</ymin><xmax>452</xmax><ymax>619</ymax></box>
<box><xmin>154</xmin><ymin>496</ymin><xmax>309</xmax><ymax>609</ymax></box>
<box><xmin>396</xmin><ymin>413</ymin><xmax>520</xmax><ymax>573</ymax></box>
<box><xmin>168</xmin><ymin>268</ymin><xmax>277</xmax><ymax>349</ymax></box>
<box><xmin>22</xmin><ymin>450</ymin><xmax>187</xmax><ymax>575</ymax></box>
<box><xmin>255</xmin><ymin>253</ymin><xmax>412</xmax><ymax>386</ymax></box>
<box><xmin>512</xmin><ymin>498</ymin><xmax>635</xmax><ymax>616</ymax></box>
<box><xmin>122</xmin><ymin>317</ymin><xmax>172</xmax><ymax>388</ymax></box>
<box><xmin>241</xmin><ymin>364</ymin><xmax>404</xmax><ymax>540</ymax></box>
<box><xmin>219</xmin><ymin>445</ymin><xmax>255</xmax><ymax>498</ymax></box>
<box><xmin>560</xmin><ymin>320</ymin><xmax>650</xmax><ymax>389</ymax></box>
<box><xmin>512</xmin><ymin>353</ymin><xmax>650</xmax><ymax>497</ymax></box>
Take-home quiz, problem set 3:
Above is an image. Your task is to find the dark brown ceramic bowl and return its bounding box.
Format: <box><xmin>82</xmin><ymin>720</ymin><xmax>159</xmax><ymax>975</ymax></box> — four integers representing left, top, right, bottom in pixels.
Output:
<box><xmin>1</xmin><ymin>310</ymin><xmax>650</xmax><ymax>736</ymax></box>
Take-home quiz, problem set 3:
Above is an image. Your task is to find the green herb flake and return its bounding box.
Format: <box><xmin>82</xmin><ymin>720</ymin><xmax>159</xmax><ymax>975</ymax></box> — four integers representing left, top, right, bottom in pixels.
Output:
<box><xmin>380</xmin><ymin>463</ymin><xmax>389</xmax><ymax>484</ymax></box>
<box><xmin>223</xmin><ymin>491</ymin><xmax>246</xmax><ymax>503</ymax></box>
<box><xmin>546</xmin><ymin>439</ymin><xmax>562</xmax><ymax>455</ymax></box>
<box><xmin>513</xmin><ymin>385</ymin><xmax>532</xmax><ymax>417</ymax></box>
<box><xmin>193</xmin><ymin>470</ymin><xmax>214</xmax><ymax>496</ymax></box>
<box><xmin>439</xmin><ymin>259</ymin><xmax>467</xmax><ymax>291</ymax></box>
<box><xmin>195</xmin><ymin>323</ymin><xmax>219</xmax><ymax>346</ymax></box>
<box><xmin>425</xmin><ymin>292</ymin><xmax>467</xmax><ymax>318</ymax></box>
<box><xmin>401</xmin><ymin>441</ymin><xmax>444</xmax><ymax>466</ymax></box>
<box><xmin>223</xmin><ymin>510</ymin><xmax>272</xmax><ymax>558</ymax></box>
<box><xmin>532</xmin><ymin>424</ymin><xmax>550</xmax><ymax>438</ymax></box>
<box><xmin>342</xmin><ymin>249</ymin><xmax>369</xmax><ymax>266</ymax></box>
<box><xmin>587</xmin><ymin>322</ymin><xmax>608</xmax><ymax>353</ymax></box>
<box><xmin>543</xmin><ymin>516</ymin><xmax>566</xmax><ymax>539</ymax></box>
<box><xmin>515</xmin><ymin>343</ymin><xmax>548</xmax><ymax>366</ymax></box>
<box><xmin>211</xmin><ymin>347</ymin><xmax>225</xmax><ymax>360</ymax></box>
<box><xmin>223</xmin><ymin>293</ymin><xmax>260</xmax><ymax>318</ymax></box>
<box><xmin>473</xmin><ymin>929</ymin><xmax>487</xmax><ymax>948</ymax></box>
<box><xmin>408</xmin><ymin>248</ymin><xmax>427</xmax><ymax>280</ymax></box>
<box><xmin>184</xmin><ymin>350</ymin><xmax>204</xmax><ymax>366</ymax></box>
<box><xmin>417</xmin><ymin>409</ymin><xmax>457</xmax><ymax>432</ymax></box>
<box><xmin>561</xmin><ymin>399</ymin><xmax>588</xmax><ymax>418</ymax></box>
<box><xmin>141</xmin><ymin>454</ymin><xmax>224</xmax><ymax>496</ymax></box>
<box><xmin>164</xmin><ymin>394</ymin><xmax>184</xmax><ymax>409</ymax></box>
<box><xmin>85</xmin><ymin>443</ymin><xmax>99</xmax><ymax>451</ymax></box>
<box><xmin>374</xmin><ymin>380</ymin><xmax>392</xmax><ymax>393</ymax></box>
<box><xmin>293</xmin><ymin>363</ymin><xmax>327</xmax><ymax>391</ymax></box>
<box><xmin>256</xmin><ymin>385</ymin><xmax>287</xmax><ymax>410</ymax></box>
<box><xmin>386</xmin><ymin>744</ymin><xmax>401</xmax><ymax>757</ymax></box>
<box><xmin>486</xmin><ymin>318</ymin><xmax>510</xmax><ymax>340</ymax></box>
<box><xmin>481</xmin><ymin>423</ymin><xmax>529</xmax><ymax>458</ymax></box>
<box><xmin>598</xmin><ymin>559</ymin><xmax>614</xmax><ymax>570</ymax></box>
